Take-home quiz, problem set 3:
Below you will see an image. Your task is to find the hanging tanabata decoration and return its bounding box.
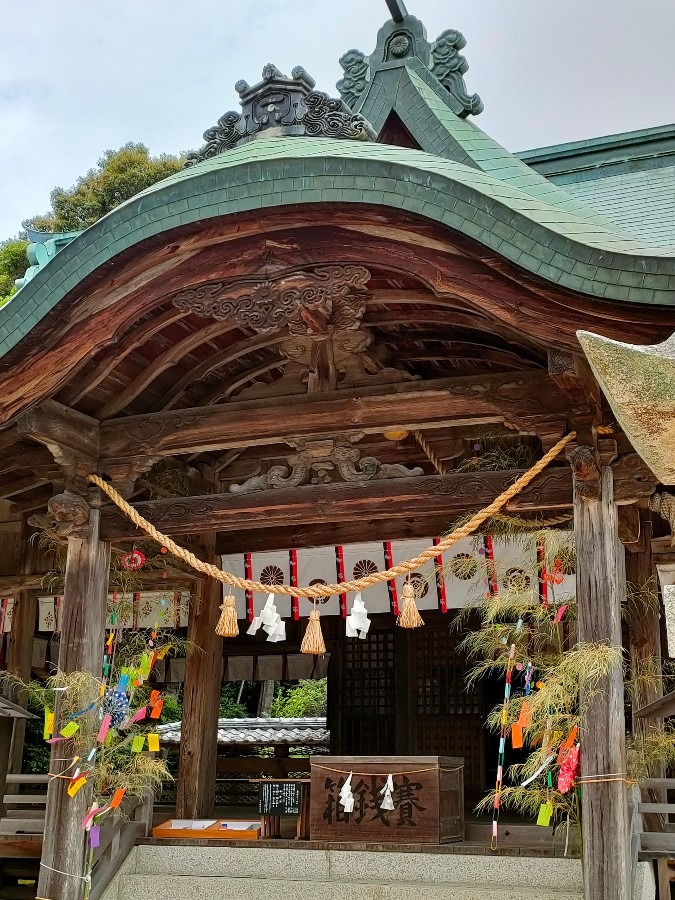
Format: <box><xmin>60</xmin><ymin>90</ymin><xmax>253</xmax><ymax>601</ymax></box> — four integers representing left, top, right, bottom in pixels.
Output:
<box><xmin>397</xmin><ymin>579</ymin><xmax>424</xmax><ymax>629</ymax></box>
<box><xmin>345</xmin><ymin>592</ymin><xmax>371</xmax><ymax>639</ymax></box>
<box><xmin>558</xmin><ymin>743</ymin><xmax>580</xmax><ymax>794</ymax></box>
<box><xmin>120</xmin><ymin>549</ymin><xmax>146</xmax><ymax>571</ymax></box>
<box><xmin>492</xmin><ymin>643</ymin><xmax>515</xmax><ymax>849</ymax></box>
<box><xmin>301</xmin><ymin>605</ymin><xmax>326</xmax><ymax>655</ymax></box>
<box><xmin>216</xmin><ymin>594</ymin><xmax>239</xmax><ymax>637</ymax></box>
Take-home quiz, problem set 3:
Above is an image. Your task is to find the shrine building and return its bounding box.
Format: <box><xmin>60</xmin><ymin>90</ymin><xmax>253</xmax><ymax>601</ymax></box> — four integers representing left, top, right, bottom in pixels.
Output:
<box><xmin>1</xmin><ymin>2</ymin><xmax>675</xmax><ymax>899</ymax></box>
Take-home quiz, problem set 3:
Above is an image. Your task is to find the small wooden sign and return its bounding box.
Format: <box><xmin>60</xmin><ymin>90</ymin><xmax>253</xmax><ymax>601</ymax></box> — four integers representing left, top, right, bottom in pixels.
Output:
<box><xmin>310</xmin><ymin>756</ymin><xmax>464</xmax><ymax>843</ymax></box>
<box><xmin>258</xmin><ymin>780</ymin><xmax>301</xmax><ymax>816</ymax></box>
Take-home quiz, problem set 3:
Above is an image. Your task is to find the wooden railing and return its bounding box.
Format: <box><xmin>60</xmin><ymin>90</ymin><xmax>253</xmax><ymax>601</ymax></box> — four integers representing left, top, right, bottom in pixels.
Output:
<box><xmin>630</xmin><ymin>778</ymin><xmax>675</xmax><ymax>900</ymax></box>
<box><xmin>0</xmin><ymin>775</ymin><xmax>152</xmax><ymax>900</ymax></box>
<box><xmin>0</xmin><ymin>773</ymin><xmax>48</xmax><ymax>835</ymax></box>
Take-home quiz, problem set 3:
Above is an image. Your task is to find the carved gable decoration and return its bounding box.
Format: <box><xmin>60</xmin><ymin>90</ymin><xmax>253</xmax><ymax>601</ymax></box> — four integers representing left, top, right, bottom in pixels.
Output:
<box><xmin>338</xmin><ymin>12</ymin><xmax>482</xmax><ymax>118</ymax></box>
<box><xmin>229</xmin><ymin>434</ymin><xmax>424</xmax><ymax>494</ymax></box>
<box><xmin>185</xmin><ymin>65</ymin><xmax>375</xmax><ymax>167</ymax></box>
<box><xmin>172</xmin><ymin>265</ymin><xmax>371</xmax><ymax>336</ymax></box>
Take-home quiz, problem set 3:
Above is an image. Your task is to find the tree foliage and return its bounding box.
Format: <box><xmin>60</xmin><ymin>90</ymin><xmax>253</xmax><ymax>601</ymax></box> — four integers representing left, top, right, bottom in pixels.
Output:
<box><xmin>0</xmin><ymin>238</ymin><xmax>29</xmax><ymax>306</ymax></box>
<box><xmin>23</xmin><ymin>143</ymin><xmax>183</xmax><ymax>233</ymax></box>
<box><xmin>271</xmin><ymin>679</ymin><xmax>327</xmax><ymax>717</ymax></box>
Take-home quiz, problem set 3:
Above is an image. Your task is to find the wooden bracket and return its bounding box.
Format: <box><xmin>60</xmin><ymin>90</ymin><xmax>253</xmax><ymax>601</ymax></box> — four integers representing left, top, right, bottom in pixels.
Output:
<box><xmin>569</xmin><ymin>444</ymin><xmax>601</xmax><ymax>501</ymax></box>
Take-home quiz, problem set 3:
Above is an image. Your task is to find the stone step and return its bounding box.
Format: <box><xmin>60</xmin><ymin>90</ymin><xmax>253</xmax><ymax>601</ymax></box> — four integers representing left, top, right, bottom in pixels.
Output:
<box><xmin>130</xmin><ymin>846</ymin><xmax>583</xmax><ymax>894</ymax></box>
<box><xmin>118</xmin><ymin>874</ymin><xmax>583</xmax><ymax>900</ymax></box>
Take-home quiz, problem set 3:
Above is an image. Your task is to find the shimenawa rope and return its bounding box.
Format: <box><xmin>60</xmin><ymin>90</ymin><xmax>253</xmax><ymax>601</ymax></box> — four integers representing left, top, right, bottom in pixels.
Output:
<box><xmin>89</xmin><ymin>429</ymin><xmax>587</xmax><ymax>598</ymax></box>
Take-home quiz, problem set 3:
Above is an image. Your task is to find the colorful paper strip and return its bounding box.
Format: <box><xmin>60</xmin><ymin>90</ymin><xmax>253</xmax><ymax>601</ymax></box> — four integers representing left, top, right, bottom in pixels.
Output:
<box><xmin>67</xmin><ymin>776</ymin><xmax>87</xmax><ymax>798</ymax></box>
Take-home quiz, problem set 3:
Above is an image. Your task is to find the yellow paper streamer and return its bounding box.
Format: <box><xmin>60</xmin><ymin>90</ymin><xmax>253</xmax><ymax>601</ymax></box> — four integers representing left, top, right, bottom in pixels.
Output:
<box><xmin>147</xmin><ymin>733</ymin><xmax>160</xmax><ymax>753</ymax></box>
<box><xmin>67</xmin><ymin>776</ymin><xmax>87</xmax><ymax>798</ymax></box>
<box><xmin>44</xmin><ymin>708</ymin><xmax>54</xmax><ymax>740</ymax></box>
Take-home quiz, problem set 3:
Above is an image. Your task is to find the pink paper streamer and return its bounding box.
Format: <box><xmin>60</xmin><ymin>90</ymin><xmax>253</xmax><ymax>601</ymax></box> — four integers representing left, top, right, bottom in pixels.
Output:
<box><xmin>131</xmin><ymin>706</ymin><xmax>146</xmax><ymax>723</ymax></box>
<box><xmin>46</xmin><ymin>737</ymin><xmax>66</xmax><ymax>744</ymax></box>
<box><xmin>555</xmin><ymin>605</ymin><xmax>568</xmax><ymax>623</ymax></box>
<box><xmin>97</xmin><ymin>714</ymin><xmax>112</xmax><ymax>743</ymax></box>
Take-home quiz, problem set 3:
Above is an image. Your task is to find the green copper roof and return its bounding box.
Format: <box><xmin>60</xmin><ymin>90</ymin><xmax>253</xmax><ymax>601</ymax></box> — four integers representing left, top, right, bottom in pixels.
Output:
<box><xmin>1</xmin><ymin>134</ymin><xmax>675</xmax><ymax>361</ymax></box>
<box><xmin>519</xmin><ymin>124</ymin><xmax>675</xmax><ymax>252</ymax></box>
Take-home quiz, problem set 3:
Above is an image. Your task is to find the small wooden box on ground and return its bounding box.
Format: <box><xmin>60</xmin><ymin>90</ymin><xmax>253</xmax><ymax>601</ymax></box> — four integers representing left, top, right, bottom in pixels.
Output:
<box><xmin>310</xmin><ymin>756</ymin><xmax>464</xmax><ymax>843</ymax></box>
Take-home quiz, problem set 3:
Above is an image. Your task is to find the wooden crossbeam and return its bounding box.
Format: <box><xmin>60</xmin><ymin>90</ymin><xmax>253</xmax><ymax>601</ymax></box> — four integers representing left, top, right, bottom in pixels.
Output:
<box><xmin>99</xmin><ymin>372</ymin><xmax>568</xmax><ymax>464</ymax></box>
<box><xmin>99</xmin><ymin>467</ymin><xmax>573</xmax><ymax>540</ymax></box>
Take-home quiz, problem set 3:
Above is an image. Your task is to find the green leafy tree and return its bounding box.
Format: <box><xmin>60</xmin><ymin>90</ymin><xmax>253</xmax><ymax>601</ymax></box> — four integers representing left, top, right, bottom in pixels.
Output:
<box><xmin>220</xmin><ymin>682</ymin><xmax>248</xmax><ymax>718</ymax></box>
<box><xmin>0</xmin><ymin>238</ymin><xmax>29</xmax><ymax>306</ymax></box>
<box><xmin>270</xmin><ymin>679</ymin><xmax>327</xmax><ymax>717</ymax></box>
<box><xmin>23</xmin><ymin>143</ymin><xmax>184</xmax><ymax>233</ymax></box>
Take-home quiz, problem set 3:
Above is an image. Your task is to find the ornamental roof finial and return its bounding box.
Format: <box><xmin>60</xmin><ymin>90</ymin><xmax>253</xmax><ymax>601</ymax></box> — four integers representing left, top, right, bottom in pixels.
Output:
<box><xmin>385</xmin><ymin>0</ymin><xmax>408</xmax><ymax>22</ymax></box>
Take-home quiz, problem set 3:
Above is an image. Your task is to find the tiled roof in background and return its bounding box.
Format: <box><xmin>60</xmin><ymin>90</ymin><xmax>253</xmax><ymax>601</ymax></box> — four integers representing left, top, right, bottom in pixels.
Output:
<box><xmin>156</xmin><ymin>716</ymin><xmax>330</xmax><ymax>746</ymax></box>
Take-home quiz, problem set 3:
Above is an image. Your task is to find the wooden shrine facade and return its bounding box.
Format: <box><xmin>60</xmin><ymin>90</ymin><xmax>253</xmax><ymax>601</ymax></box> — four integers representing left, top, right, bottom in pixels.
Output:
<box><xmin>1</xmin><ymin>10</ymin><xmax>675</xmax><ymax>898</ymax></box>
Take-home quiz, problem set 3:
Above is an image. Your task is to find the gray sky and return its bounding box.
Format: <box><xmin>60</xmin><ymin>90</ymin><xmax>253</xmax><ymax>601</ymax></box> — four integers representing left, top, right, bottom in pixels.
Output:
<box><xmin>1</xmin><ymin>0</ymin><xmax>674</xmax><ymax>239</ymax></box>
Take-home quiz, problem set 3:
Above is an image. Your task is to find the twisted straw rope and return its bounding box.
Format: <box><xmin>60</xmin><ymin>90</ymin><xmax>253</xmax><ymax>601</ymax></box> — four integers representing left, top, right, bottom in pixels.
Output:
<box><xmin>413</xmin><ymin>430</ymin><xmax>447</xmax><ymax>476</ymax></box>
<box><xmin>89</xmin><ymin>429</ymin><xmax>589</xmax><ymax>599</ymax></box>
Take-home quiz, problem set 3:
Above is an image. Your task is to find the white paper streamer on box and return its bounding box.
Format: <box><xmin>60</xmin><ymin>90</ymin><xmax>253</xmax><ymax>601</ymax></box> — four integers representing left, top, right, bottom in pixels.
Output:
<box><xmin>379</xmin><ymin>774</ymin><xmax>395</xmax><ymax>811</ymax></box>
<box><xmin>339</xmin><ymin>771</ymin><xmax>355</xmax><ymax>813</ymax></box>
<box><xmin>247</xmin><ymin>593</ymin><xmax>286</xmax><ymax>643</ymax></box>
<box><xmin>345</xmin><ymin>592</ymin><xmax>371</xmax><ymax>639</ymax></box>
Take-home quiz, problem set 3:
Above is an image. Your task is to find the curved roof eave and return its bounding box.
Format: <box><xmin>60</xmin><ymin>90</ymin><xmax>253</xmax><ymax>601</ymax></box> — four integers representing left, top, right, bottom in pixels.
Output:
<box><xmin>1</xmin><ymin>136</ymin><xmax>674</xmax><ymax>361</ymax></box>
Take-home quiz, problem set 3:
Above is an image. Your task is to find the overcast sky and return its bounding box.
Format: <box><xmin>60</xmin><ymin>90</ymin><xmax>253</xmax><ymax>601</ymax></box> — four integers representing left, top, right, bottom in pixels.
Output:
<box><xmin>1</xmin><ymin>0</ymin><xmax>674</xmax><ymax>239</ymax></box>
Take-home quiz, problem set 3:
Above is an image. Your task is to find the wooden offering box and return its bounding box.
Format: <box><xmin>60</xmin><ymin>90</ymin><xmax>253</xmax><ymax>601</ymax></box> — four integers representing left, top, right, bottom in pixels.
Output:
<box><xmin>310</xmin><ymin>756</ymin><xmax>464</xmax><ymax>844</ymax></box>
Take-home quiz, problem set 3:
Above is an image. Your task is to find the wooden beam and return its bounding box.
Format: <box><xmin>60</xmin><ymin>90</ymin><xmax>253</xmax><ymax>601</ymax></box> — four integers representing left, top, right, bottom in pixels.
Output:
<box><xmin>574</xmin><ymin>464</ymin><xmax>630</xmax><ymax>900</ymax></box>
<box><xmin>0</xmin><ymin>475</ymin><xmax>50</xmax><ymax>500</ymax></box>
<box><xmin>37</xmin><ymin>508</ymin><xmax>110</xmax><ymax>900</ymax></box>
<box><xmin>99</xmin><ymin>372</ymin><xmax>569</xmax><ymax>464</ymax></box>
<box><xmin>0</xmin><ymin>575</ymin><xmax>44</xmax><ymax>597</ymax></box>
<box><xmin>100</xmin><ymin>467</ymin><xmax>573</xmax><ymax>540</ymax></box>
<box><xmin>16</xmin><ymin>400</ymin><xmax>100</xmax><ymax>463</ymax></box>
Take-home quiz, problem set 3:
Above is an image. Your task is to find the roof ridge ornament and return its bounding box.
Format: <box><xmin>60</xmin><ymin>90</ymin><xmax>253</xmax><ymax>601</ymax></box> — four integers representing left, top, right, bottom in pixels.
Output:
<box><xmin>185</xmin><ymin>65</ymin><xmax>375</xmax><ymax>167</ymax></box>
<box><xmin>338</xmin><ymin>8</ymin><xmax>483</xmax><ymax>118</ymax></box>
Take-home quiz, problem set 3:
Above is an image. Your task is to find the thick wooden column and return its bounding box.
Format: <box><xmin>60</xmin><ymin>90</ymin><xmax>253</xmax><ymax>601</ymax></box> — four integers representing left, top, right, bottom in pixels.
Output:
<box><xmin>574</xmin><ymin>462</ymin><xmax>630</xmax><ymax>900</ymax></box>
<box><xmin>176</xmin><ymin>537</ymin><xmax>222</xmax><ymax>818</ymax></box>
<box><xmin>37</xmin><ymin>507</ymin><xmax>109</xmax><ymax>900</ymax></box>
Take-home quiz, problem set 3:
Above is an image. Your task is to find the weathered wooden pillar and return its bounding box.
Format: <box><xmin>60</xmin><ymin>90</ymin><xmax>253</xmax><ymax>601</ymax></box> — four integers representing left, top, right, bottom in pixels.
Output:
<box><xmin>37</xmin><ymin>502</ymin><xmax>110</xmax><ymax>900</ymax></box>
<box><xmin>573</xmin><ymin>456</ymin><xmax>630</xmax><ymax>900</ymax></box>
<box><xmin>176</xmin><ymin>535</ymin><xmax>222</xmax><ymax>818</ymax></box>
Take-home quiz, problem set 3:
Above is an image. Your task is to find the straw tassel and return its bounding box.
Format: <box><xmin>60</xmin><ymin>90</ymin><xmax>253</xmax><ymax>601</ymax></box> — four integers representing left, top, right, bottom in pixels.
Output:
<box><xmin>301</xmin><ymin>606</ymin><xmax>326</xmax><ymax>655</ymax></box>
<box><xmin>215</xmin><ymin>594</ymin><xmax>239</xmax><ymax>637</ymax></box>
<box><xmin>397</xmin><ymin>580</ymin><xmax>424</xmax><ymax>629</ymax></box>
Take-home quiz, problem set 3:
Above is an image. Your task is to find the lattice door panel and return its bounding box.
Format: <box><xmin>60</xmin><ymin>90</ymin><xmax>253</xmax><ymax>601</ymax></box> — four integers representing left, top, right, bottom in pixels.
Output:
<box><xmin>413</xmin><ymin>624</ymin><xmax>485</xmax><ymax>792</ymax></box>
<box><xmin>342</xmin><ymin>629</ymin><xmax>396</xmax><ymax>754</ymax></box>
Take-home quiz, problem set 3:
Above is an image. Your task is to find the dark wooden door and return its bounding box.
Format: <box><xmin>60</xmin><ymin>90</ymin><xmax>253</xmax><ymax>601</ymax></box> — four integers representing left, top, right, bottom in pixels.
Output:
<box><xmin>330</xmin><ymin>613</ymin><xmax>485</xmax><ymax>795</ymax></box>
